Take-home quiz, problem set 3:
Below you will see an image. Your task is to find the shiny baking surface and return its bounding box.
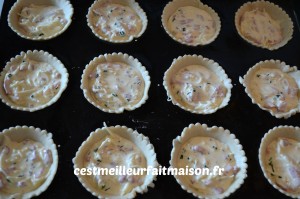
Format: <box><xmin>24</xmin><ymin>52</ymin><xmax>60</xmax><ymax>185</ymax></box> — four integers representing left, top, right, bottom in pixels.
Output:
<box><xmin>0</xmin><ymin>0</ymin><xmax>300</xmax><ymax>198</ymax></box>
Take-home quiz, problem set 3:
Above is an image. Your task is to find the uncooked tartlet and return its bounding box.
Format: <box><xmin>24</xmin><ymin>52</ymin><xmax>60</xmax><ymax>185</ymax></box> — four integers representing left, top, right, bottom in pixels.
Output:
<box><xmin>239</xmin><ymin>60</ymin><xmax>300</xmax><ymax>119</ymax></box>
<box><xmin>163</xmin><ymin>55</ymin><xmax>232</xmax><ymax>114</ymax></box>
<box><xmin>8</xmin><ymin>0</ymin><xmax>73</xmax><ymax>40</ymax></box>
<box><xmin>87</xmin><ymin>0</ymin><xmax>147</xmax><ymax>43</ymax></box>
<box><xmin>235</xmin><ymin>1</ymin><xmax>293</xmax><ymax>50</ymax></box>
<box><xmin>0</xmin><ymin>50</ymin><xmax>69</xmax><ymax>112</ymax></box>
<box><xmin>170</xmin><ymin>123</ymin><xmax>247</xmax><ymax>198</ymax></box>
<box><xmin>161</xmin><ymin>0</ymin><xmax>221</xmax><ymax>46</ymax></box>
<box><xmin>73</xmin><ymin>125</ymin><xmax>158</xmax><ymax>199</ymax></box>
<box><xmin>259</xmin><ymin>126</ymin><xmax>300</xmax><ymax>198</ymax></box>
<box><xmin>0</xmin><ymin>126</ymin><xmax>58</xmax><ymax>199</ymax></box>
<box><xmin>81</xmin><ymin>53</ymin><xmax>150</xmax><ymax>113</ymax></box>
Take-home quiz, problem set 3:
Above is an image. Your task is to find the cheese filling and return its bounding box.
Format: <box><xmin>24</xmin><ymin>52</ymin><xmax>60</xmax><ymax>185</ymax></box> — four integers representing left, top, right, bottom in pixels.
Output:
<box><xmin>88</xmin><ymin>62</ymin><xmax>145</xmax><ymax>111</ymax></box>
<box><xmin>178</xmin><ymin>137</ymin><xmax>239</xmax><ymax>195</ymax></box>
<box><xmin>84</xmin><ymin>133</ymin><xmax>146</xmax><ymax>196</ymax></box>
<box><xmin>0</xmin><ymin>136</ymin><xmax>53</xmax><ymax>195</ymax></box>
<box><xmin>170</xmin><ymin>65</ymin><xmax>227</xmax><ymax>111</ymax></box>
<box><xmin>3</xmin><ymin>57</ymin><xmax>62</xmax><ymax>108</ymax></box>
<box><xmin>240</xmin><ymin>9</ymin><xmax>282</xmax><ymax>47</ymax></box>
<box><xmin>168</xmin><ymin>6</ymin><xmax>216</xmax><ymax>45</ymax></box>
<box><xmin>266</xmin><ymin>137</ymin><xmax>300</xmax><ymax>193</ymax></box>
<box><xmin>250</xmin><ymin>68</ymin><xmax>298</xmax><ymax>113</ymax></box>
<box><xmin>91</xmin><ymin>3</ymin><xmax>142</xmax><ymax>41</ymax></box>
<box><xmin>19</xmin><ymin>4</ymin><xmax>67</xmax><ymax>37</ymax></box>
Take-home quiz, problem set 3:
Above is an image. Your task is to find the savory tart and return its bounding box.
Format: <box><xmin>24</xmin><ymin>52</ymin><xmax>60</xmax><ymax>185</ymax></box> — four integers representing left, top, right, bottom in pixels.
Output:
<box><xmin>0</xmin><ymin>50</ymin><xmax>69</xmax><ymax>112</ymax></box>
<box><xmin>87</xmin><ymin>0</ymin><xmax>147</xmax><ymax>43</ymax></box>
<box><xmin>259</xmin><ymin>126</ymin><xmax>300</xmax><ymax>198</ymax></box>
<box><xmin>235</xmin><ymin>1</ymin><xmax>293</xmax><ymax>50</ymax></box>
<box><xmin>170</xmin><ymin>123</ymin><xmax>247</xmax><ymax>198</ymax></box>
<box><xmin>239</xmin><ymin>60</ymin><xmax>300</xmax><ymax>119</ymax></box>
<box><xmin>8</xmin><ymin>0</ymin><xmax>73</xmax><ymax>40</ymax></box>
<box><xmin>81</xmin><ymin>53</ymin><xmax>150</xmax><ymax>113</ymax></box>
<box><xmin>73</xmin><ymin>125</ymin><xmax>158</xmax><ymax>198</ymax></box>
<box><xmin>163</xmin><ymin>55</ymin><xmax>232</xmax><ymax>114</ymax></box>
<box><xmin>162</xmin><ymin>0</ymin><xmax>221</xmax><ymax>46</ymax></box>
<box><xmin>0</xmin><ymin>126</ymin><xmax>58</xmax><ymax>199</ymax></box>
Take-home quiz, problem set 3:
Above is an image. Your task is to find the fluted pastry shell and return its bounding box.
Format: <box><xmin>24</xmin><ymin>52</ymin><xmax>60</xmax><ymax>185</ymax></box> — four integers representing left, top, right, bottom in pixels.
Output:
<box><xmin>0</xmin><ymin>125</ymin><xmax>58</xmax><ymax>199</ymax></box>
<box><xmin>87</xmin><ymin>0</ymin><xmax>147</xmax><ymax>43</ymax></box>
<box><xmin>161</xmin><ymin>0</ymin><xmax>221</xmax><ymax>46</ymax></box>
<box><xmin>81</xmin><ymin>52</ymin><xmax>150</xmax><ymax>113</ymax></box>
<box><xmin>73</xmin><ymin>125</ymin><xmax>158</xmax><ymax>199</ymax></box>
<box><xmin>235</xmin><ymin>0</ymin><xmax>293</xmax><ymax>50</ymax></box>
<box><xmin>0</xmin><ymin>50</ymin><xmax>69</xmax><ymax>112</ymax></box>
<box><xmin>163</xmin><ymin>54</ymin><xmax>232</xmax><ymax>114</ymax></box>
<box><xmin>259</xmin><ymin>125</ymin><xmax>300</xmax><ymax>198</ymax></box>
<box><xmin>8</xmin><ymin>0</ymin><xmax>73</xmax><ymax>40</ymax></box>
<box><xmin>239</xmin><ymin>60</ymin><xmax>300</xmax><ymax>119</ymax></box>
<box><xmin>170</xmin><ymin>123</ymin><xmax>247</xmax><ymax>199</ymax></box>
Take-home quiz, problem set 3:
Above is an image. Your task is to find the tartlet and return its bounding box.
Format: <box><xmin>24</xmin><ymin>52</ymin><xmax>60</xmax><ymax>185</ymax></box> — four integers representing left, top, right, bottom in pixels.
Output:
<box><xmin>161</xmin><ymin>0</ymin><xmax>221</xmax><ymax>46</ymax></box>
<box><xmin>259</xmin><ymin>125</ymin><xmax>300</xmax><ymax>198</ymax></box>
<box><xmin>235</xmin><ymin>1</ymin><xmax>293</xmax><ymax>50</ymax></box>
<box><xmin>0</xmin><ymin>50</ymin><xmax>69</xmax><ymax>112</ymax></box>
<box><xmin>163</xmin><ymin>54</ymin><xmax>232</xmax><ymax>114</ymax></box>
<box><xmin>81</xmin><ymin>52</ymin><xmax>150</xmax><ymax>113</ymax></box>
<box><xmin>239</xmin><ymin>60</ymin><xmax>300</xmax><ymax>119</ymax></box>
<box><xmin>87</xmin><ymin>0</ymin><xmax>148</xmax><ymax>43</ymax></box>
<box><xmin>0</xmin><ymin>126</ymin><xmax>58</xmax><ymax>199</ymax></box>
<box><xmin>73</xmin><ymin>125</ymin><xmax>158</xmax><ymax>199</ymax></box>
<box><xmin>170</xmin><ymin>123</ymin><xmax>247</xmax><ymax>198</ymax></box>
<box><xmin>8</xmin><ymin>0</ymin><xmax>74</xmax><ymax>40</ymax></box>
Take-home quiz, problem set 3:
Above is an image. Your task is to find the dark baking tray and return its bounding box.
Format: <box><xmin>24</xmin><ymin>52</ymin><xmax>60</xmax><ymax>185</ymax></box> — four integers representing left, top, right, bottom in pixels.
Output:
<box><xmin>0</xmin><ymin>0</ymin><xmax>300</xmax><ymax>198</ymax></box>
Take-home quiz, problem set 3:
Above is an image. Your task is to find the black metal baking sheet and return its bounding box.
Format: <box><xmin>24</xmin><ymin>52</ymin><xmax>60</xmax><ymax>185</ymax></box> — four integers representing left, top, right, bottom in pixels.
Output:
<box><xmin>0</xmin><ymin>0</ymin><xmax>300</xmax><ymax>198</ymax></box>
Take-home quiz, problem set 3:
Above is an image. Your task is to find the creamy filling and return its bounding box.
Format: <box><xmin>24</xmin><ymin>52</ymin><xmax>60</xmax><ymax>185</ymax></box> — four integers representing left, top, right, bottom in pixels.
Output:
<box><xmin>91</xmin><ymin>2</ymin><xmax>142</xmax><ymax>41</ymax></box>
<box><xmin>240</xmin><ymin>9</ymin><xmax>282</xmax><ymax>47</ymax></box>
<box><xmin>84</xmin><ymin>133</ymin><xmax>146</xmax><ymax>196</ymax></box>
<box><xmin>178</xmin><ymin>137</ymin><xmax>239</xmax><ymax>195</ymax></box>
<box><xmin>3</xmin><ymin>56</ymin><xmax>62</xmax><ymax>108</ymax></box>
<box><xmin>19</xmin><ymin>4</ymin><xmax>67</xmax><ymax>37</ymax></box>
<box><xmin>0</xmin><ymin>136</ymin><xmax>53</xmax><ymax>195</ymax></box>
<box><xmin>250</xmin><ymin>68</ymin><xmax>298</xmax><ymax>113</ymax></box>
<box><xmin>168</xmin><ymin>6</ymin><xmax>216</xmax><ymax>45</ymax></box>
<box><xmin>170</xmin><ymin>65</ymin><xmax>227</xmax><ymax>111</ymax></box>
<box><xmin>266</xmin><ymin>137</ymin><xmax>300</xmax><ymax>193</ymax></box>
<box><xmin>88</xmin><ymin>62</ymin><xmax>145</xmax><ymax>111</ymax></box>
